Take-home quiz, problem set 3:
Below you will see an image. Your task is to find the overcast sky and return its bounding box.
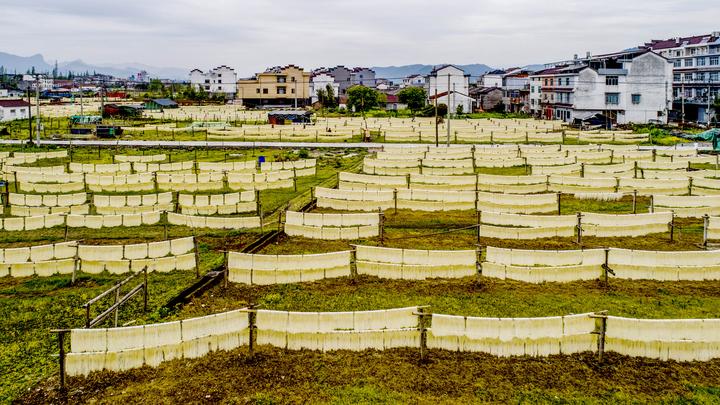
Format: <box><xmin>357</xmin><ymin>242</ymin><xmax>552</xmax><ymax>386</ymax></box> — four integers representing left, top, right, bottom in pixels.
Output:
<box><xmin>1</xmin><ymin>0</ymin><xmax>717</xmax><ymax>75</ymax></box>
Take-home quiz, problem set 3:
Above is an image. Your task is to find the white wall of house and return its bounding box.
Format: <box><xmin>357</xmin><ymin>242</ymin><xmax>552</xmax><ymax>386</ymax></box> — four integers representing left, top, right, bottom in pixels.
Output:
<box><xmin>426</xmin><ymin>65</ymin><xmax>471</xmax><ymax>113</ymax></box>
<box><xmin>481</xmin><ymin>74</ymin><xmax>503</xmax><ymax>88</ymax></box>
<box><xmin>402</xmin><ymin>75</ymin><xmax>426</xmax><ymax>87</ymax></box>
<box><xmin>190</xmin><ymin>66</ymin><xmax>237</xmax><ymax>97</ymax></box>
<box><xmin>310</xmin><ymin>73</ymin><xmax>340</xmax><ymax>103</ymax></box>
<box><xmin>0</xmin><ymin>106</ymin><xmax>29</xmax><ymax>122</ymax></box>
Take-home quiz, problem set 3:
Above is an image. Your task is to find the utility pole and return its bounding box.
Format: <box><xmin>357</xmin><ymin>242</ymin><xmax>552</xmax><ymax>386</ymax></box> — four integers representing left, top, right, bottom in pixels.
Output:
<box><xmin>665</xmin><ymin>80</ymin><xmax>669</xmax><ymax>124</ymax></box>
<box><xmin>100</xmin><ymin>79</ymin><xmax>105</xmax><ymax>119</ymax></box>
<box><xmin>35</xmin><ymin>76</ymin><xmax>41</xmax><ymax>145</ymax></box>
<box><xmin>681</xmin><ymin>80</ymin><xmax>685</xmax><ymax>126</ymax></box>
<box><xmin>294</xmin><ymin>79</ymin><xmax>298</xmax><ymax>109</ymax></box>
<box><xmin>79</xmin><ymin>84</ymin><xmax>84</xmax><ymax>117</ymax></box>
<box><xmin>708</xmin><ymin>84</ymin><xmax>712</xmax><ymax>128</ymax></box>
<box><xmin>446</xmin><ymin>74</ymin><xmax>451</xmax><ymax>146</ymax></box>
<box><xmin>27</xmin><ymin>87</ymin><xmax>33</xmax><ymax>143</ymax></box>
<box><xmin>434</xmin><ymin>87</ymin><xmax>439</xmax><ymax>147</ymax></box>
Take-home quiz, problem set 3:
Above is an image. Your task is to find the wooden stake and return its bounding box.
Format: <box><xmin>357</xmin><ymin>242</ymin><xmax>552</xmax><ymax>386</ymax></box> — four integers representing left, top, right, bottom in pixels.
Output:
<box><xmin>417</xmin><ymin>307</ymin><xmax>428</xmax><ymax>362</ymax></box>
<box><xmin>557</xmin><ymin>192</ymin><xmax>562</xmax><ymax>215</ymax></box>
<box><xmin>248</xmin><ymin>305</ymin><xmax>257</xmax><ymax>360</ymax></box>
<box><xmin>669</xmin><ymin>212</ymin><xmax>675</xmax><ymax>242</ymax></box>
<box><xmin>193</xmin><ymin>236</ymin><xmax>200</xmax><ymax>278</ymax></box>
<box><xmin>223</xmin><ymin>250</ymin><xmax>229</xmax><ymax>289</ymax></box>
<box><xmin>703</xmin><ymin>214</ymin><xmax>710</xmax><ymax>247</ymax></box>
<box><xmin>576</xmin><ymin>212</ymin><xmax>583</xmax><ymax>245</ymax></box>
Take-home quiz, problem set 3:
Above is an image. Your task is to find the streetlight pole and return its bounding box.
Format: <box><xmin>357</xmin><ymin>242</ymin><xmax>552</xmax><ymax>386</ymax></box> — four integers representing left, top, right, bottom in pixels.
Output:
<box><xmin>446</xmin><ymin>74</ymin><xmax>451</xmax><ymax>146</ymax></box>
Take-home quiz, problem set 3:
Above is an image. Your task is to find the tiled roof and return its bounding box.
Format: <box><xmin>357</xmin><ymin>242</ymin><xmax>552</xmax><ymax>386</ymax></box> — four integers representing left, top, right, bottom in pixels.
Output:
<box><xmin>645</xmin><ymin>34</ymin><xmax>719</xmax><ymax>50</ymax></box>
<box><xmin>0</xmin><ymin>99</ymin><xmax>30</xmax><ymax>108</ymax></box>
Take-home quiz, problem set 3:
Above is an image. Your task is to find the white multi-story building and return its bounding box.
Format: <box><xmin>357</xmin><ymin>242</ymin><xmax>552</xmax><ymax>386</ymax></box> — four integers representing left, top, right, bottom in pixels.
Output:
<box><xmin>425</xmin><ymin>65</ymin><xmax>473</xmax><ymax>113</ymax></box>
<box><xmin>401</xmin><ymin>74</ymin><xmax>426</xmax><ymax>88</ymax></box>
<box><xmin>189</xmin><ymin>65</ymin><xmax>237</xmax><ymax>98</ymax></box>
<box><xmin>529</xmin><ymin>50</ymin><xmax>672</xmax><ymax>125</ymax></box>
<box><xmin>309</xmin><ymin>73</ymin><xmax>340</xmax><ymax>104</ymax></box>
<box><xmin>643</xmin><ymin>32</ymin><xmax>720</xmax><ymax>123</ymax></box>
<box><xmin>21</xmin><ymin>74</ymin><xmax>54</xmax><ymax>91</ymax></box>
<box><xmin>480</xmin><ymin>68</ymin><xmax>532</xmax><ymax>113</ymax></box>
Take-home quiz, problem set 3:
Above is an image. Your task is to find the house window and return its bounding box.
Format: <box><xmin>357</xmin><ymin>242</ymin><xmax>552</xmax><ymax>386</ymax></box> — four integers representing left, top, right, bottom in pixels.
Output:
<box><xmin>605</xmin><ymin>93</ymin><xmax>620</xmax><ymax>105</ymax></box>
<box><xmin>673</xmin><ymin>73</ymin><xmax>681</xmax><ymax>82</ymax></box>
<box><xmin>685</xmin><ymin>73</ymin><xmax>694</xmax><ymax>81</ymax></box>
<box><xmin>277</xmin><ymin>76</ymin><xmax>287</xmax><ymax>83</ymax></box>
<box><xmin>217</xmin><ymin>74</ymin><xmax>222</xmax><ymax>78</ymax></box>
<box><xmin>277</xmin><ymin>86</ymin><xmax>286</xmax><ymax>94</ymax></box>
<box><xmin>262</xmin><ymin>88</ymin><xmax>268</xmax><ymax>94</ymax></box>
<box><xmin>291</xmin><ymin>77</ymin><xmax>296</xmax><ymax>82</ymax></box>
<box><xmin>204</xmin><ymin>79</ymin><xmax>210</xmax><ymax>83</ymax></box>
<box><xmin>606</xmin><ymin>76</ymin><xmax>619</xmax><ymax>86</ymax></box>
<box><xmin>698</xmin><ymin>58</ymin><xmax>706</xmax><ymax>66</ymax></box>
<box><xmin>711</xmin><ymin>56</ymin><xmax>719</xmax><ymax>65</ymax></box>
<box><xmin>565</xmin><ymin>78</ymin><xmax>570</xmax><ymax>86</ymax></box>
<box><xmin>685</xmin><ymin>58</ymin><xmax>694</xmax><ymax>67</ymax></box>
<box><xmin>544</xmin><ymin>79</ymin><xmax>548</xmax><ymax>86</ymax></box>
<box><xmin>632</xmin><ymin>94</ymin><xmax>641</xmax><ymax>104</ymax></box>
<box><xmin>673</xmin><ymin>60</ymin><xmax>681</xmax><ymax>68</ymax></box>
<box><xmin>256</xmin><ymin>88</ymin><xmax>260</xmax><ymax>94</ymax></box>
<box><xmin>711</xmin><ymin>72</ymin><xmax>719</xmax><ymax>82</ymax></box>
<box><xmin>291</xmin><ymin>88</ymin><xmax>295</xmax><ymax>94</ymax></box>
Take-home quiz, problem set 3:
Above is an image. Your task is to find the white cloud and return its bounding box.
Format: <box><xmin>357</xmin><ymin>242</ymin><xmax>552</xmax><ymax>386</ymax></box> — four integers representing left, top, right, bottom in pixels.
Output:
<box><xmin>0</xmin><ymin>0</ymin><xmax>717</xmax><ymax>75</ymax></box>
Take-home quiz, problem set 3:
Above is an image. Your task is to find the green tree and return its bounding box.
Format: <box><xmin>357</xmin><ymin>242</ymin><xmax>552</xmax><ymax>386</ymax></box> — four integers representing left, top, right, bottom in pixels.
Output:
<box><xmin>347</xmin><ymin>85</ymin><xmax>383</xmax><ymax>112</ymax></box>
<box><xmin>397</xmin><ymin>87</ymin><xmax>427</xmax><ymax>112</ymax></box>
<box><xmin>456</xmin><ymin>104</ymin><xmax>464</xmax><ymax>115</ymax></box>
<box><xmin>316</xmin><ymin>88</ymin><xmax>327</xmax><ymax>108</ymax></box>
<box><xmin>148</xmin><ymin>79</ymin><xmax>165</xmax><ymax>95</ymax></box>
<box><xmin>324</xmin><ymin>84</ymin><xmax>338</xmax><ymax>109</ymax></box>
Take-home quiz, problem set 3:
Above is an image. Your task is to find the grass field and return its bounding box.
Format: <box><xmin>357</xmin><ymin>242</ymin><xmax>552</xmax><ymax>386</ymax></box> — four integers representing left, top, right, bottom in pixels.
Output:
<box><xmin>3</xmin><ymin>144</ymin><xmax>720</xmax><ymax>403</ymax></box>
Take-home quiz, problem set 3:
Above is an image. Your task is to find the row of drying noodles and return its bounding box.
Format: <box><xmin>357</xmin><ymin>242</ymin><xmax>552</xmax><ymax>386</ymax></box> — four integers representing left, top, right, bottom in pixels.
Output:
<box><xmin>114</xmin><ymin>154</ymin><xmax>167</xmax><ymax>163</ymax></box>
<box><xmin>0</xmin><ymin>150</ymin><xmax>68</xmax><ymax>166</ymax></box>
<box><xmin>2</xmin><ymin>158</ymin><xmax>315</xmax><ymax>176</ymax></box>
<box><xmin>63</xmin><ymin>307</ymin><xmax>720</xmax><ymax>377</ymax></box>
<box><xmin>484</xmin><ymin>246</ymin><xmax>720</xmax><ymax>283</ymax></box>
<box><xmin>284</xmin><ymin>211</ymin><xmax>380</xmax><ymax>240</ymax></box>
<box><xmin>64</xmin><ymin>307</ymin><xmax>419</xmax><ymax>376</ymax></box>
<box><xmin>228</xmin><ymin>246</ymin><xmax>476</xmax><ymax>285</ymax></box>
<box><xmin>368</xmin><ymin>147</ymin><xmax>703</xmax><ymax>169</ymax></box>
<box><xmin>13</xmin><ymin>169</ymin><xmax>309</xmax><ymax>194</ymax></box>
<box><xmin>0</xmin><ymin>237</ymin><xmax>195</xmax><ymax>278</ymax></box>
<box><xmin>206</xmin><ymin>128</ymin><xmax>355</xmax><ymax>141</ymax></box>
<box><xmin>228</xmin><ymin>251</ymin><xmax>352</xmax><ymax>285</ymax></box>
<box><xmin>167</xmin><ymin>212</ymin><xmax>261</xmax><ymax>230</ymax></box>
<box><xmin>315</xmin><ymin>187</ymin><xmax>556</xmax><ymax>213</ymax></box>
<box><xmin>565</xmin><ymin>130</ymin><xmax>650</xmax><ymax>144</ymax></box>
<box><xmin>5</xmin><ymin>191</ymin><xmax>257</xmax><ymax>217</ymax></box>
<box><xmin>379</xmin><ymin>144</ymin><xmax>698</xmax><ymax>161</ymax></box>
<box><xmin>365</xmin><ymin>154</ymin><xmax>711</xmax><ymax>175</ymax></box>
<box><xmin>478</xmin><ymin>211</ymin><xmax>673</xmax><ymax>240</ymax></box>
<box><xmin>339</xmin><ymin>171</ymin><xmax>720</xmax><ymax>197</ymax></box>
<box><xmin>0</xmin><ymin>211</ymin><xmax>161</xmax><ymax>231</ymax></box>
<box><xmin>383</xmin><ymin>131</ymin><xmax>565</xmax><ymax>143</ymax></box>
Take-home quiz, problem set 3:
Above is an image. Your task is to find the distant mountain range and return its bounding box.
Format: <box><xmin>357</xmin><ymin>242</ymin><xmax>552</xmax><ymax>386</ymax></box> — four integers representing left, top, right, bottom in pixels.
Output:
<box><xmin>371</xmin><ymin>64</ymin><xmax>495</xmax><ymax>83</ymax></box>
<box><xmin>370</xmin><ymin>63</ymin><xmax>546</xmax><ymax>83</ymax></box>
<box><xmin>0</xmin><ymin>52</ymin><xmax>188</xmax><ymax>80</ymax></box>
